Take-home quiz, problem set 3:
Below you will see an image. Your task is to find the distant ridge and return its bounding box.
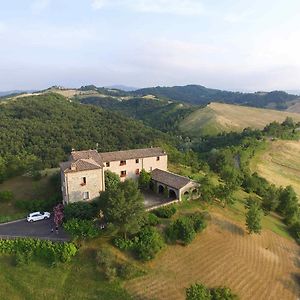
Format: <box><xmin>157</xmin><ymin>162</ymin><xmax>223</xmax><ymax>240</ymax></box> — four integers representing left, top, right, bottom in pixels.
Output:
<box><xmin>133</xmin><ymin>84</ymin><xmax>299</xmax><ymax>110</ymax></box>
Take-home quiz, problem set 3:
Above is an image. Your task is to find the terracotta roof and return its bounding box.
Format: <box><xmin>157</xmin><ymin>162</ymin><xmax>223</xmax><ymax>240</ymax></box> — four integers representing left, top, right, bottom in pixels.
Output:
<box><xmin>100</xmin><ymin>147</ymin><xmax>166</xmax><ymax>162</ymax></box>
<box><xmin>70</xmin><ymin>149</ymin><xmax>103</xmax><ymax>166</ymax></box>
<box><xmin>60</xmin><ymin>158</ymin><xmax>102</xmax><ymax>173</ymax></box>
<box><xmin>151</xmin><ymin>169</ymin><xmax>192</xmax><ymax>190</ymax></box>
<box><xmin>60</xmin><ymin>147</ymin><xmax>167</xmax><ymax>173</ymax></box>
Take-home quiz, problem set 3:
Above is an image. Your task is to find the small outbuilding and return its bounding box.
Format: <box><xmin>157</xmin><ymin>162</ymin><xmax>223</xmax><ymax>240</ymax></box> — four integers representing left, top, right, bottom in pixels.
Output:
<box><xmin>151</xmin><ymin>169</ymin><xmax>200</xmax><ymax>201</ymax></box>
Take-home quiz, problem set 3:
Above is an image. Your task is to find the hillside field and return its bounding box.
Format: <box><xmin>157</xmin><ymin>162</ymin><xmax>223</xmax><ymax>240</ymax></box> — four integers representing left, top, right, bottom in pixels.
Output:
<box><xmin>251</xmin><ymin>140</ymin><xmax>300</xmax><ymax>198</ymax></box>
<box><xmin>179</xmin><ymin>102</ymin><xmax>300</xmax><ymax>136</ymax></box>
<box><xmin>126</xmin><ymin>210</ymin><xmax>299</xmax><ymax>300</ymax></box>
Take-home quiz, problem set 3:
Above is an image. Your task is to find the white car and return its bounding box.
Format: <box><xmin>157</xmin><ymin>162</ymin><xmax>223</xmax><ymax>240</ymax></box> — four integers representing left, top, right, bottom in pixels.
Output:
<box><xmin>27</xmin><ymin>211</ymin><xmax>50</xmax><ymax>222</ymax></box>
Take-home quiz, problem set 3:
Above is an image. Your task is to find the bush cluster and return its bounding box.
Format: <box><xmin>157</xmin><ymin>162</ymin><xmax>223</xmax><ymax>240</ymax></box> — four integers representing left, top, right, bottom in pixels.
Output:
<box><xmin>63</xmin><ymin>219</ymin><xmax>100</xmax><ymax>239</ymax></box>
<box><xmin>113</xmin><ymin>226</ymin><xmax>165</xmax><ymax>261</ymax></box>
<box><xmin>166</xmin><ymin>212</ymin><xmax>207</xmax><ymax>245</ymax></box>
<box><xmin>96</xmin><ymin>248</ymin><xmax>144</xmax><ymax>281</ymax></box>
<box><xmin>0</xmin><ymin>238</ymin><xmax>77</xmax><ymax>265</ymax></box>
<box><xmin>144</xmin><ymin>213</ymin><xmax>161</xmax><ymax>226</ymax></box>
<box><xmin>186</xmin><ymin>283</ymin><xmax>238</xmax><ymax>300</ymax></box>
<box><xmin>15</xmin><ymin>196</ymin><xmax>59</xmax><ymax>212</ymax></box>
<box><xmin>0</xmin><ymin>190</ymin><xmax>13</xmax><ymax>203</ymax></box>
<box><xmin>153</xmin><ymin>205</ymin><xmax>177</xmax><ymax>218</ymax></box>
<box><xmin>64</xmin><ymin>202</ymin><xmax>96</xmax><ymax>221</ymax></box>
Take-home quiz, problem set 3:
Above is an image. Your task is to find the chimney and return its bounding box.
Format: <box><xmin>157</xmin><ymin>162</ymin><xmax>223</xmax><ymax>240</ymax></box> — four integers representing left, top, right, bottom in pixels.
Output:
<box><xmin>70</xmin><ymin>163</ymin><xmax>76</xmax><ymax>171</ymax></box>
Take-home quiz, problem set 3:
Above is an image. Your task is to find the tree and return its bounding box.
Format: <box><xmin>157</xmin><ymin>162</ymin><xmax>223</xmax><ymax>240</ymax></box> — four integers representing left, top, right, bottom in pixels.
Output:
<box><xmin>246</xmin><ymin>201</ymin><xmax>262</xmax><ymax>234</ymax></box>
<box><xmin>215</xmin><ymin>184</ymin><xmax>235</xmax><ymax>207</ymax></box>
<box><xmin>138</xmin><ymin>169</ymin><xmax>151</xmax><ymax>190</ymax></box>
<box><xmin>134</xmin><ymin>226</ymin><xmax>164</xmax><ymax>261</ymax></box>
<box><xmin>104</xmin><ymin>170</ymin><xmax>120</xmax><ymax>191</ymax></box>
<box><xmin>186</xmin><ymin>283</ymin><xmax>211</xmax><ymax>300</ymax></box>
<box><xmin>278</xmin><ymin>186</ymin><xmax>299</xmax><ymax>225</ymax></box>
<box><xmin>166</xmin><ymin>216</ymin><xmax>196</xmax><ymax>245</ymax></box>
<box><xmin>261</xmin><ymin>185</ymin><xmax>279</xmax><ymax>215</ymax></box>
<box><xmin>200</xmin><ymin>175</ymin><xmax>215</xmax><ymax>203</ymax></box>
<box><xmin>101</xmin><ymin>179</ymin><xmax>145</xmax><ymax>238</ymax></box>
<box><xmin>282</xmin><ymin>117</ymin><xmax>294</xmax><ymax>128</ymax></box>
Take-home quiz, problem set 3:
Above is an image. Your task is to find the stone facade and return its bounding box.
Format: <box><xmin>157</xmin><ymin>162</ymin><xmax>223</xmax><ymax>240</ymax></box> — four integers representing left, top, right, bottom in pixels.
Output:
<box><xmin>60</xmin><ymin>147</ymin><xmax>167</xmax><ymax>204</ymax></box>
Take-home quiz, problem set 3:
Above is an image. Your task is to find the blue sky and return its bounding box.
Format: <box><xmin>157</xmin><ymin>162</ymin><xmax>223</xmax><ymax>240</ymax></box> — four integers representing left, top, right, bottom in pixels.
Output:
<box><xmin>0</xmin><ymin>0</ymin><xmax>299</xmax><ymax>91</ymax></box>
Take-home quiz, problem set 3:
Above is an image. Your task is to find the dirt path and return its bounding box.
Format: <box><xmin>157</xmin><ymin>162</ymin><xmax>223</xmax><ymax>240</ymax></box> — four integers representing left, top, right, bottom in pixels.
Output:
<box><xmin>125</xmin><ymin>213</ymin><xmax>300</xmax><ymax>300</ymax></box>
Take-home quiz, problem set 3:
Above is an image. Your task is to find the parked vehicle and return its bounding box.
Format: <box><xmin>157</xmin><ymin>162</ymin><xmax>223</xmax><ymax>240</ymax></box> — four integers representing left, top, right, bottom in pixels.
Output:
<box><xmin>27</xmin><ymin>211</ymin><xmax>50</xmax><ymax>222</ymax></box>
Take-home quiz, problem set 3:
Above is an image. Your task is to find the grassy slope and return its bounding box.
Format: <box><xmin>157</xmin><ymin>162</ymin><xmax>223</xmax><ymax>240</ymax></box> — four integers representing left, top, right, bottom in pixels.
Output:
<box><xmin>0</xmin><ymin>170</ymin><xmax>58</xmax><ymax>221</ymax></box>
<box><xmin>0</xmin><ymin>241</ymin><xmax>132</xmax><ymax>300</ymax></box>
<box><xmin>126</xmin><ymin>200</ymin><xmax>299</xmax><ymax>300</ymax></box>
<box><xmin>180</xmin><ymin>102</ymin><xmax>300</xmax><ymax>136</ymax></box>
<box><xmin>250</xmin><ymin>140</ymin><xmax>300</xmax><ymax>198</ymax></box>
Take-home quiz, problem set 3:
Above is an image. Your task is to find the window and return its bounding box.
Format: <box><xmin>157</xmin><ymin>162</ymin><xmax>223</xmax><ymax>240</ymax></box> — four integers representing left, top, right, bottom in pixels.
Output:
<box><xmin>106</xmin><ymin>162</ymin><xmax>110</xmax><ymax>167</ymax></box>
<box><xmin>156</xmin><ymin>156</ymin><xmax>160</xmax><ymax>161</ymax></box>
<box><xmin>135</xmin><ymin>169</ymin><xmax>140</xmax><ymax>175</ymax></box>
<box><xmin>136</xmin><ymin>159</ymin><xmax>139</xmax><ymax>163</ymax></box>
<box><xmin>81</xmin><ymin>177</ymin><xmax>86</xmax><ymax>186</ymax></box>
<box><xmin>83</xmin><ymin>191</ymin><xmax>89</xmax><ymax>200</ymax></box>
<box><xmin>120</xmin><ymin>170</ymin><xmax>127</xmax><ymax>177</ymax></box>
<box><xmin>120</xmin><ymin>160</ymin><xmax>126</xmax><ymax>166</ymax></box>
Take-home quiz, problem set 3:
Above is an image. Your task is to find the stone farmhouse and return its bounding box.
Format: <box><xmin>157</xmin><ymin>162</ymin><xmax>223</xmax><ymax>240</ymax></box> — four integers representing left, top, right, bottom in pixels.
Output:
<box><xmin>60</xmin><ymin>147</ymin><xmax>199</xmax><ymax>205</ymax></box>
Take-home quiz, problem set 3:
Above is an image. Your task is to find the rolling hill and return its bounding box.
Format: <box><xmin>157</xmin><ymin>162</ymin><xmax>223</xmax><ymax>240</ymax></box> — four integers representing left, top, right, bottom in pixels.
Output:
<box><xmin>251</xmin><ymin>140</ymin><xmax>300</xmax><ymax>198</ymax></box>
<box><xmin>133</xmin><ymin>84</ymin><xmax>300</xmax><ymax>109</ymax></box>
<box><xmin>179</xmin><ymin>102</ymin><xmax>300</xmax><ymax>136</ymax></box>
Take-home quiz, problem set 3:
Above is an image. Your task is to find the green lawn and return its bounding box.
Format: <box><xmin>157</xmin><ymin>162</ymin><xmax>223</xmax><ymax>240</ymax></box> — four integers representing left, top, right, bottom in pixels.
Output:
<box><xmin>0</xmin><ymin>239</ymin><xmax>133</xmax><ymax>300</ymax></box>
<box><xmin>0</xmin><ymin>170</ymin><xmax>59</xmax><ymax>221</ymax></box>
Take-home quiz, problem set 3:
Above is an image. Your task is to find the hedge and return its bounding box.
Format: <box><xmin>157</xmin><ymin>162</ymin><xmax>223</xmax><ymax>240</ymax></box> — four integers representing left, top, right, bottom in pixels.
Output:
<box><xmin>0</xmin><ymin>238</ymin><xmax>77</xmax><ymax>264</ymax></box>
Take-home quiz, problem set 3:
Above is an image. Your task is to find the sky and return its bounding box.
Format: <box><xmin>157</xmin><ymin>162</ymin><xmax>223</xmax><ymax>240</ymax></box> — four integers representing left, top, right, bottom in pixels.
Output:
<box><xmin>0</xmin><ymin>0</ymin><xmax>300</xmax><ymax>91</ymax></box>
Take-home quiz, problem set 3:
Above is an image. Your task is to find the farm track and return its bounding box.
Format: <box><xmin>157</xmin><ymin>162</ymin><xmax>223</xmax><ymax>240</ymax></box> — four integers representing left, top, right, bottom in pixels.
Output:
<box><xmin>126</xmin><ymin>213</ymin><xmax>300</xmax><ymax>300</ymax></box>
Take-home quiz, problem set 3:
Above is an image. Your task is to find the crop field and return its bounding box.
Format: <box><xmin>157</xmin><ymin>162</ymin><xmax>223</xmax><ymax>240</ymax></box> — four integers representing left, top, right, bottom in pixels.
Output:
<box><xmin>251</xmin><ymin>140</ymin><xmax>300</xmax><ymax>198</ymax></box>
<box><xmin>125</xmin><ymin>211</ymin><xmax>300</xmax><ymax>300</ymax></box>
<box><xmin>179</xmin><ymin>102</ymin><xmax>300</xmax><ymax>136</ymax></box>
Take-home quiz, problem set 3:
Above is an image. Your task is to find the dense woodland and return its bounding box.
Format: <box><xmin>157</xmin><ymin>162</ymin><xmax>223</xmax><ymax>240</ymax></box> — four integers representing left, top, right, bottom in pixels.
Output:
<box><xmin>132</xmin><ymin>84</ymin><xmax>298</xmax><ymax>109</ymax></box>
<box><xmin>0</xmin><ymin>93</ymin><xmax>171</xmax><ymax>182</ymax></box>
<box><xmin>80</xmin><ymin>96</ymin><xmax>196</xmax><ymax>132</ymax></box>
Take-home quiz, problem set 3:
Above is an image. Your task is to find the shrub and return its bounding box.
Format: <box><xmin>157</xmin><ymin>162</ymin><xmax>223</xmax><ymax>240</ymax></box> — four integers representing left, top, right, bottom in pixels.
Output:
<box><xmin>186</xmin><ymin>283</ymin><xmax>238</xmax><ymax>300</ymax></box>
<box><xmin>186</xmin><ymin>283</ymin><xmax>211</xmax><ymax>300</ymax></box>
<box><xmin>133</xmin><ymin>227</ymin><xmax>164</xmax><ymax>261</ymax></box>
<box><xmin>211</xmin><ymin>287</ymin><xmax>238</xmax><ymax>300</ymax></box>
<box><xmin>118</xmin><ymin>262</ymin><xmax>144</xmax><ymax>280</ymax></box>
<box><xmin>64</xmin><ymin>202</ymin><xmax>96</xmax><ymax>221</ymax></box>
<box><xmin>153</xmin><ymin>205</ymin><xmax>177</xmax><ymax>218</ymax></box>
<box><xmin>0</xmin><ymin>238</ymin><xmax>77</xmax><ymax>264</ymax></box>
<box><xmin>96</xmin><ymin>248</ymin><xmax>117</xmax><ymax>282</ymax></box>
<box><xmin>0</xmin><ymin>190</ymin><xmax>14</xmax><ymax>203</ymax></box>
<box><xmin>190</xmin><ymin>212</ymin><xmax>207</xmax><ymax>233</ymax></box>
<box><xmin>113</xmin><ymin>236</ymin><xmax>135</xmax><ymax>250</ymax></box>
<box><xmin>289</xmin><ymin>221</ymin><xmax>300</xmax><ymax>244</ymax></box>
<box><xmin>166</xmin><ymin>216</ymin><xmax>196</xmax><ymax>245</ymax></box>
<box><xmin>15</xmin><ymin>196</ymin><xmax>59</xmax><ymax>212</ymax></box>
<box><xmin>63</xmin><ymin>219</ymin><xmax>100</xmax><ymax>239</ymax></box>
<box><xmin>146</xmin><ymin>213</ymin><xmax>160</xmax><ymax>226</ymax></box>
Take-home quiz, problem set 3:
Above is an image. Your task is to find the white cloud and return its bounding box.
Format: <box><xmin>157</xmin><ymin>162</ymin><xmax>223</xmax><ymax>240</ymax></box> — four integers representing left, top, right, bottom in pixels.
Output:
<box><xmin>31</xmin><ymin>0</ymin><xmax>51</xmax><ymax>14</ymax></box>
<box><xmin>91</xmin><ymin>0</ymin><xmax>204</xmax><ymax>15</ymax></box>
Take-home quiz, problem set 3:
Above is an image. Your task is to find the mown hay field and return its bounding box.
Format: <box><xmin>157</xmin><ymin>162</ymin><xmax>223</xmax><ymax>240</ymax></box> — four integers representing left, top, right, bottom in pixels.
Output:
<box><xmin>251</xmin><ymin>140</ymin><xmax>300</xmax><ymax>198</ymax></box>
<box><xmin>179</xmin><ymin>102</ymin><xmax>300</xmax><ymax>136</ymax></box>
<box><xmin>126</xmin><ymin>212</ymin><xmax>300</xmax><ymax>300</ymax></box>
